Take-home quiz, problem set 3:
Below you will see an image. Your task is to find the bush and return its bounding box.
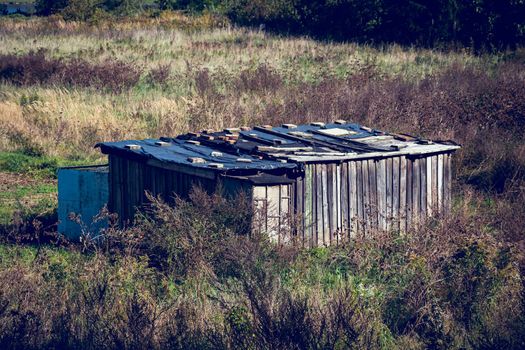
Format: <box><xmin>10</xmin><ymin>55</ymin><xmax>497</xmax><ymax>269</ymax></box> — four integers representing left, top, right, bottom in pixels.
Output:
<box><xmin>127</xmin><ymin>187</ymin><xmax>252</xmax><ymax>280</ymax></box>
<box><xmin>146</xmin><ymin>64</ymin><xmax>172</xmax><ymax>86</ymax></box>
<box><xmin>0</xmin><ymin>50</ymin><xmax>142</xmax><ymax>92</ymax></box>
<box><xmin>61</xmin><ymin>0</ymin><xmax>102</xmax><ymax>21</ymax></box>
<box><xmin>36</xmin><ymin>0</ymin><xmax>149</xmax><ymax>19</ymax></box>
<box><xmin>235</xmin><ymin>64</ymin><xmax>282</xmax><ymax>93</ymax></box>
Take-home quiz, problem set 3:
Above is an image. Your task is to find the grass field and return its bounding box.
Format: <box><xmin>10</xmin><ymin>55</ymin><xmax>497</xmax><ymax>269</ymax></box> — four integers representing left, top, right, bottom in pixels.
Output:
<box><xmin>0</xmin><ymin>14</ymin><xmax>524</xmax><ymax>349</ymax></box>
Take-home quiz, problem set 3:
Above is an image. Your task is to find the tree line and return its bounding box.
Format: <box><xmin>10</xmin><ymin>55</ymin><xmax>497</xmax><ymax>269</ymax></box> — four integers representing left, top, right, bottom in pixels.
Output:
<box><xmin>34</xmin><ymin>0</ymin><xmax>525</xmax><ymax>49</ymax></box>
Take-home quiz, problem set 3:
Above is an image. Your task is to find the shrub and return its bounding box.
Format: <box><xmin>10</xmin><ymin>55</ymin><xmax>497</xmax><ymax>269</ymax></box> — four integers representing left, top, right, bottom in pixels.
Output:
<box><xmin>54</xmin><ymin>58</ymin><xmax>142</xmax><ymax>92</ymax></box>
<box><xmin>62</xmin><ymin>0</ymin><xmax>102</xmax><ymax>21</ymax></box>
<box><xmin>0</xmin><ymin>51</ymin><xmax>142</xmax><ymax>92</ymax></box>
<box><xmin>235</xmin><ymin>64</ymin><xmax>282</xmax><ymax>93</ymax></box>
<box><xmin>127</xmin><ymin>187</ymin><xmax>252</xmax><ymax>280</ymax></box>
<box><xmin>146</xmin><ymin>64</ymin><xmax>172</xmax><ymax>86</ymax></box>
<box><xmin>0</xmin><ymin>50</ymin><xmax>61</xmax><ymax>86</ymax></box>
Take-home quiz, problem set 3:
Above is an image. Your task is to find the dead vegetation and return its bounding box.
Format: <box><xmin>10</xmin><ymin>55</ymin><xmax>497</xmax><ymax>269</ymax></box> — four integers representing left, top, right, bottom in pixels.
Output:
<box><xmin>0</xmin><ymin>188</ymin><xmax>523</xmax><ymax>349</ymax></box>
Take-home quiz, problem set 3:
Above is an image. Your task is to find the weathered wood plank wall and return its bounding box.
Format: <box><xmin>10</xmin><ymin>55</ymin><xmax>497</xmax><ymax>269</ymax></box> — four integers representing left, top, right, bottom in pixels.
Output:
<box><xmin>109</xmin><ymin>156</ymin><xmax>215</xmax><ymax>225</ymax></box>
<box><xmin>294</xmin><ymin>152</ymin><xmax>454</xmax><ymax>247</ymax></box>
<box><xmin>252</xmin><ymin>184</ymin><xmax>293</xmax><ymax>244</ymax></box>
<box><xmin>109</xmin><ymin>151</ymin><xmax>454</xmax><ymax>246</ymax></box>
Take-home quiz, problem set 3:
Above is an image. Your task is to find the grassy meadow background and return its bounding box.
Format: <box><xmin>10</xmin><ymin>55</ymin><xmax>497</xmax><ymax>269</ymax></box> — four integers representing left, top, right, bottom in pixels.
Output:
<box><xmin>0</xmin><ymin>11</ymin><xmax>524</xmax><ymax>349</ymax></box>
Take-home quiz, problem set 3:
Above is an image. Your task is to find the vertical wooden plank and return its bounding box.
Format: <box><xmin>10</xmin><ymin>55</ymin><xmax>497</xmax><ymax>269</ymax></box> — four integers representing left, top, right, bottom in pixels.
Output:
<box><xmin>252</xmin><ymin>186</ymin><xmax>266</xmax><ymax>235</ymax></box>
<box><xmin>128</xmin><ymin>160</ymin><xmax>136</xmax><ymax>222</ymax></box>
<box><xmin>432</xmin><ymin>155</ymin><xmax>438</xmax><ymax>215</ymax></box>
<box><xmin>150</xmin><ymin>167</ymin><xmax>157</xmax><ymax>196</ymax></box>
<box><xmin>376</xmin><ymin>159</ymin><xmax>387</xmax><ymax>231</ymax></box>
<box><xmin>301</xmin><ymin>176</ymin><xmax>306</xmax><ymax>246</ymax></box>
<box><xmin>278</xmin><ymin>184</ymin><xmax>282</xmax><ymax>244</ymax></box>
<box><xmin>134</xmin><ymin>161</ymin><xmax>142</xmax><ymax>219</ymax></box>
<box><xmin>279</xmin><ymin>185</ymin><xmax>288</xmax><ymax>243</ymax></box>
<box><xmin>155</xmin><ymin>167</ymin><xmax>161</xmax><ymax>196</ymax></box>
<box><xmin>349</xmin><ymin>161</ymin><xmax>358</xmax><ymax>237</ymax></box>
<box><xmin>164</xmin><ymin>167</ymin><xmax>172</xmax><ymax>202</ymax></box>
<box><xmin>446</xmin><ymin>153</ymin><xmax>452</xmax><ymax>213</ymax></box>
<box><xmin>441</xmin><ymin>154</ymin><xmax>447</xmax><ymax>214</ymax></box>
<box><xmin>150</xmin><ymin>166</ymin><xmax>156</xmax><ymax>196</ymax></box>
<box><xmin>332</xmin><ymin>164</ymin><xmax>338</xmax><ymax>244</ymax></box>
<box><xmin>392</xmin><ymin>157</ymin><xmax>400</xmax><ymax>232</ymax></box>
<box><xmin>310</xmin><ymin>166</ymin><xmax>315</xmax><ymax>246</ymax></box>
<box><xmin>263</xmin><ymin>185</ymin><xmax>271</xmax><ymax>235</ymax></box>
<box><xmin>295</xmin><ymin>177</ymin><xmax>304</xmax><ymax>245</ymax></box>
<box><xmin>356</xmin><ymin>161</ymin><xmax>364</xmax><ymax>235</ymax></box>
<box><xmin>329</xmin><ymin>164</ymin><xmax>338</xmax><ymax>245</ymax></box>
<box><xmin>108</xmin><ymin>155</ymin><xmax>115</xmax><ymax>212</ymax></box>
<box><xmin>267</xmin><ymin>185</ymin><xmax>281</xmax><ymax>242</ymax></box>
<box><xmin>443</xmin><ymin>153</ymin><xmax>450</xmax><ymax>214</ymax></box>
<box><xmin>312</xmin><ymin>165</ymin><xmax>319</xmax><ymax>246</ymax></box>
<box><xmin>127</xmin><ymin>159</ymin><xmax>134</xmax><ymax>224</ymax></box>
<box><xmin>119</xmin><ymin>157</ymin><xmax>126</xmax><ymax>225</ymax></box>
<box><xmin>386</xmin><ymin>158</ymin><xmax>394</xmax><ymax>230</ymax></box>
<box><xmin>320</xmin><ymin>164</ymin><xmax>328</xmax><ymax>246</ymax></box>
<box><xmin>335</xmin><ymin>164</ymin><xmax>342</xmax><ymax>244</ymax></box>
<box><xmin>325</xmin><ymin>164</ymin><xmax>333</xmax><ymax>246</ymax></box>
<box><xmin>360</xmin><ymin>160</ymin><xmax>368</xmax><ymax>235</ymax></box>
<box><xmin>304</xmin><ymin>165</ymin><xmax>313</xmax><ymax>247</ymax></box>
<box><xmin>341</xmin><ymin>162</ymin><xmax>349</xmax><ymax>238</ymax></box>
<box><xmin>142</xmin><ymin>162</ymin><xmax>149</xmax><ymax>202</ymax></box>
<box><xmin>412</xmin><ymin>158</ymin><xmax>420</xmax><ymax>225</ymax></box>
<box><xmin>288</xmin><ymin>183</ymin><xmax>294</xmax><ymax>241</ymax></box>
<box><xmin>126</xmin><ymin>159</ymin><xmax>133</xmax><ymax>221</ymax></box>
<box><xmin>114</xmin><ymin>157</ymin><xmax>121</xmax><ymax>222</ymax></box>
<box><xmin>399</xmin><ymin>157</ymin><xmax>407</xmax><ymax>232</ymax></box>
<box><xmin>323</xmin><ymin>164</ymin><xmax>329</xmax><ymax>245</ymax></box>
<box><xmin>406</xmin><ymin>157</ymin><xmax>413</xmax><ymax>230</ymax></box>
<box><xmin>368</xmin><ymin>159</ymin><xmax>378</xmax><ymax>231</ymax></box>
<box><xmin>420</xmin><ymin>157</ymin><xmax>427</xmax><ymax>219</ymax></box>
<box><xmin>438</xmin><ymin>154</ymin><xmax>444</xmax><ymax>214</ymax></box>
<box><xmin>426</xmin><ymin>155</ymin><xmax>432</xmax><ymax>216</ymax></box>
<box><xmin>120</xmin><ymin>158</ymin><xmax>127</xmax><ymax>224</ymax></box>
<box><xmin>313</xmin><ymin>164</ymin><xmax>319</xmax><ymax>247</ymax></box>
<box><xmin>139</xmin><ymin>163</ymin><xmax>146</xmax><ymax>204</ymax></box>
<box><xmin>120</xmin><ymin>158</ymin><xmax>128</xmax><ymax>225</ymax></box>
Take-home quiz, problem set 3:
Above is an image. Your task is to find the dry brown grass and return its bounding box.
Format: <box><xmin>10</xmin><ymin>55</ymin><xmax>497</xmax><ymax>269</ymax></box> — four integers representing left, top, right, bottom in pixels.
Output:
<box><xmin>0</xmin><ymin>15</ymin><xmax>518</xmax><ymax>160</ymax></box>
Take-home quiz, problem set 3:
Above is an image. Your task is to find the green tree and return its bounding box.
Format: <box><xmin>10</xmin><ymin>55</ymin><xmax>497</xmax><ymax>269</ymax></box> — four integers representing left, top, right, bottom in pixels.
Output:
<box><xmin>62</xmin><ymin>0</ymin><xmax>103</xmax><ymax>20</ymax></box>
<box><xmin>35</xmin><ymin>0</ymin><xmax>69</xmax><ymax>16</ymax></box>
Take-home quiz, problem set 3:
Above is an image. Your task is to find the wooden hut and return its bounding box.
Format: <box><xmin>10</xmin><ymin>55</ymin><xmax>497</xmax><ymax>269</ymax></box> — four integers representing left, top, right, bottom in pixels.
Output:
<box><xmin>95</xmin><ymin>121</ymin><xmax>460</xmax><ymax>247</ymax></box>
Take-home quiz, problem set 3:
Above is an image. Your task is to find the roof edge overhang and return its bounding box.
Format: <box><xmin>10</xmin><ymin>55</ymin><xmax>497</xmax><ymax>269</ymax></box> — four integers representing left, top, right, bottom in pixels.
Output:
<box><xmin>278</xmin><ymin>144</ymin><xmax>461</xmax><ymax>164</ymax></box>
<box><xmin>221</xmin><ymin>173</ymin><xmax>295</xmax><ymax>186</ymax></box>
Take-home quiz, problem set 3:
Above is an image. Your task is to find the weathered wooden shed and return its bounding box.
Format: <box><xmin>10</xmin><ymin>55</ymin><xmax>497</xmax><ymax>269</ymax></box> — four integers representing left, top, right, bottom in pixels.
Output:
<box><xmin>94</xmin><ymin>121</ymin><xmax>460</xmax><ymax>246</ymax></box>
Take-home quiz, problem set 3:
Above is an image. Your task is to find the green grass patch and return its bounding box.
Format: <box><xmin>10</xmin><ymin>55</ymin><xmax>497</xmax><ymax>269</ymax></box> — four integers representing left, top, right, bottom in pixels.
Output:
<box><xmin>0</xmin><ymin>182</ymin><xmax>57</xmax><ymax>225</ymax></box>
<box><xmin>0</xmin><ymin>151</ymin><xmax>95</xmax><ymax>179</ymax></box>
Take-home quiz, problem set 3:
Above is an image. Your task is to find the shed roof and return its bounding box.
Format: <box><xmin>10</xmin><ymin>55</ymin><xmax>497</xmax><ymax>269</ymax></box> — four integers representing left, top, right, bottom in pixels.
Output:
<box><xmin>96</xmin><ymin>121</ymin><xmax>460</xmax><ymax>175</ymax></box>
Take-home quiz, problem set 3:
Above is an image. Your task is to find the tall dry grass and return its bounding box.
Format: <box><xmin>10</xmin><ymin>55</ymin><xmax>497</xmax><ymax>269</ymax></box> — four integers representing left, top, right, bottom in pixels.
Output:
<box><xmin>1</xmin><ymin>15</ymin><xmax>520</xmax><ymax>161</ymax></box>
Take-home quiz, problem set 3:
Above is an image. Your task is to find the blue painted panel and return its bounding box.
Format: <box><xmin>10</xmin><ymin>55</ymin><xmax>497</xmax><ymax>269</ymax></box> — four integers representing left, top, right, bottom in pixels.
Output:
<box><xmin>58</xmin><ymin>165</ymin><xmax>109</xmax><ymax>240</ymax></box>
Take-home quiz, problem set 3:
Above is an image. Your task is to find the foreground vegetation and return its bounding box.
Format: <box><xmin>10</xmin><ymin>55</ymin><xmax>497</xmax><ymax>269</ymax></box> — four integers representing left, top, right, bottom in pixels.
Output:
<box><xmin>1</xmin><ymin>191</ymin><xmax>524</xmax><ymax>349</ymax></box>
<box><xmin>0</xmin><ymin>14</ymin><xmax>524</xmax><ymax>349</ymax></box>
